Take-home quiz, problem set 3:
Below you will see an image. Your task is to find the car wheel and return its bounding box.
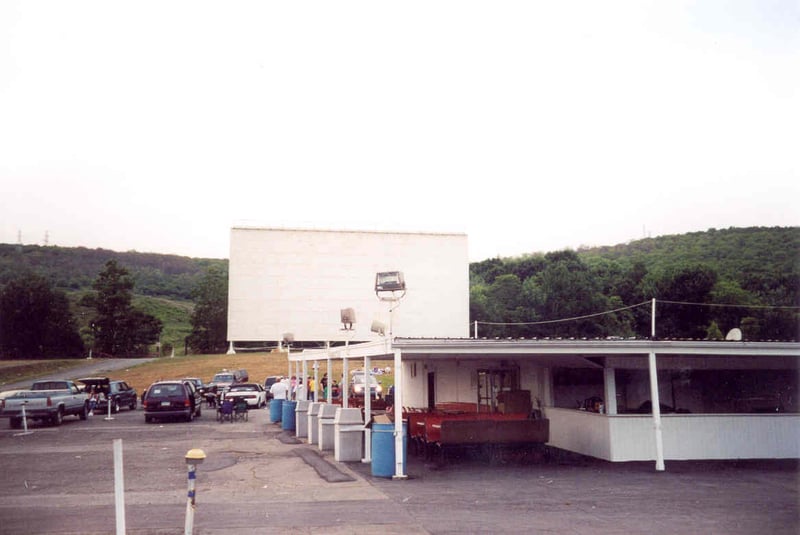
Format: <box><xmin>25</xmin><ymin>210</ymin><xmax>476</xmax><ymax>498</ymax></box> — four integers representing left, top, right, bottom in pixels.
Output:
<box><xmin>145</xmin><ymin>415</ymin><xmax>153</xmax><ymax>423</ymax></box>
<box><xmin>196</xmin><ymin>406</ymin><xmax>202</xmax><ymax>417</ymax></box>
<box><xmin>79</xmin><ymin>403</ymin><xmax>88</xmax><ymax>421</ymax></box>
<box><xmin>51</xmin><ymin>409</ymin><xmax>63</xmax><ymax>426</ymax></box>
<box><xmin>186</xmin><ymin>410</ymin><xmax>194</xmax><ymax>422</ymax></box>
<box><xmin>112</xmin><ymin>399</ymin><xmax>120</xmax><ymax>413</ymax></box>
<box><xmin>10</xmin><ymin>417</ymin><xmax>22</xmax><ymax>429</ymax></box>
<box><xmin>129</xmin><ymin>400</ymin><xmax>137</xmax><ymax>410</ymax></box>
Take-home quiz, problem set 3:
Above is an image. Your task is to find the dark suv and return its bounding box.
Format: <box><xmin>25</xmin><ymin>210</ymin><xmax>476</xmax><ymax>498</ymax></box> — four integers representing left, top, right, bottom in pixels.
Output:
<box><xmin>209</xmin><ymin>369</ymin><xmax>249</xmax><ymax>394</ymax></box>
<box><xmin>78</xmin><ymin>377</ymin><xmax>138</xmax><ymax>413</ymax></box>
<box><xmin>143</xmin><ymin>381</ymin><xmax>201</xmax><ymax>423</ymax></box>
<box><xmin>264</xmin><ymin>376</ymin><xmax>281</xmax><ymax>400</ymax></box>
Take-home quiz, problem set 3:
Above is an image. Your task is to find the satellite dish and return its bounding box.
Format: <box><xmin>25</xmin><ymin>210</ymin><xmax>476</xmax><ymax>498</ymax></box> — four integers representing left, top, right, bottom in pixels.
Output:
<box><xmin>725</xmin><ymin>328</ymin><xmax>742</xmax><ymax>341</ymax></box>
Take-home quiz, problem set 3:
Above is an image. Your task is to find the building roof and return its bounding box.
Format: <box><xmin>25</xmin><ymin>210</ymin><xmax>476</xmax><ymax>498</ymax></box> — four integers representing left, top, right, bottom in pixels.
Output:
<box><xmin>295</xmin><ymin>337</ymin><xmax>800</xmax><ymax>370</ymax></box>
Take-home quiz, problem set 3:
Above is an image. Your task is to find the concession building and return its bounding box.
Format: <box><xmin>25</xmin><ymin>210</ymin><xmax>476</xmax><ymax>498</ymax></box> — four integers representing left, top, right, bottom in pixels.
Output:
<box><xmin>227</xmin><ymin>226</ymin><xmax>800</xmax><ymax>477</ymax></box>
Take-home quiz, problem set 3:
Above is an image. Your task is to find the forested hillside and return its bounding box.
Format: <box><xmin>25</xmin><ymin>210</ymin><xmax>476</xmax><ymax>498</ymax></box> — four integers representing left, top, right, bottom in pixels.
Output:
<box><xmin>470</xmin><ymin>226</ymin><xmax>799</xmax><ymax>341</ymax></box>
<box><xmin>0</xmin><ymin>244</ymin><xmax>227</xmax><ymax>299</ymax></box>
<box><xmin>0</xmin><ymin>245</ymin><xmax>228</xmax><ymax>358</ymax></box>
<box><xmin>0</xmin><ymin>226</ymin><xmax>797</xmax><ymax>360</ymax></box>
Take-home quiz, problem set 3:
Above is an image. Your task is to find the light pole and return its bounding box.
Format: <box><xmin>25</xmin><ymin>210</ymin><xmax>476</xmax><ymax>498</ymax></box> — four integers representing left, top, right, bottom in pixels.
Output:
<box><xmin>184</xmin><ymin>448</ymin><xmax>206</xmax><ymax>534</ymax></box>
<box><xmin>375</xmin><ymin>271</ymin><xmax>407</xmax><ymax>479</ymax></box>
<box><xmin>283</xmin><ymin>333</ymin><xmax>293</xmax><ymax>397</ymax></box>
<box><xmin>340</xmin><ymin>308</ymin><xmax>356</xmax><ymax>406</ymax></box>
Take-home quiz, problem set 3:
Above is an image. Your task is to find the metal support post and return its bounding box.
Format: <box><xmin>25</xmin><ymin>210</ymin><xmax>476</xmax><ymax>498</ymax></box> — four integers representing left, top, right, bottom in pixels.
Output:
<box><xmin>648</xmin><ymin>351</ymin><xmax>665</xmax><ymax>471</ymax></box>
<box><xmin>393</xmin><ymin>347</ymin><xmax>407</xmax><ymax>479</ymax></box>
<box><xmin>362</xmin><ymin>354</ymin><xmax>372</xmax><ymax>463</ymax></box>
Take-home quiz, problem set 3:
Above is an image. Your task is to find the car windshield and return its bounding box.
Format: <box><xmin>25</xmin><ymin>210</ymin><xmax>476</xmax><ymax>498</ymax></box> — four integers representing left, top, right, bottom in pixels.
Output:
<box><xmin>147</xmin><ymin>384</ymin><xmax>184</xmax><ymax>398</ymax></box>
<box><xmin>352</xmin><ymin>374</ymin><xmax>378</xmax><ymax>385</ymax></box>
<box><xmin>213</xmin><ymin>374</ymin><xmax>234</xmax><ymax>382</ymax></box>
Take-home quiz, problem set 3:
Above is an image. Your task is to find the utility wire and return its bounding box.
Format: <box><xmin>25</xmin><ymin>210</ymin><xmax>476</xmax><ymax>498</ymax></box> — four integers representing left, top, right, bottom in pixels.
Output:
<box><xmin>476</xmin><ymin>299</ymin><xmax>798</xmax><ymax>328</ymax></box>
<box><xmin>476</xmin><ymin>300</ymin><xmax>651</xmax><ymax>327</ymax></box>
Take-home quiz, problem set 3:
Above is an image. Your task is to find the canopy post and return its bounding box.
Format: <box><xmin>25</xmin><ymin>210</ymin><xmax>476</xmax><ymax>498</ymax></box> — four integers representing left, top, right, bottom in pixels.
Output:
<box><xmin>393</xmin><ymin>347</ymin><xmax>407</xmax><ymax>479</ymax></box>
<box><xmin>603</xmin><ymin>367</ymin><xmax>617</xmax><ymax>415</ymax></box>
<box><xmin>648</xmin><ymin>351</ymin><xmax>665</xmax><ymax>471</ymax></box>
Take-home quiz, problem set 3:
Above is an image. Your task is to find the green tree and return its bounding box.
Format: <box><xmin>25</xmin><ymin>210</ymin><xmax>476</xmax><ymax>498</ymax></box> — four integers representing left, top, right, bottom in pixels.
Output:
<box><xmin>706</xmin><ymin>321</ymin><xmax>723</xmax><ymax>340</ymax></box>
<box><xmin>645</xmin><ymin>264</ymin><xmax>718</xmax><ymax>338</ymax></box>
<box><xmin>0</xmin><ymin>273</ymin><xmax>84</xmax><ymax>358</ymax></box>
<box><xmin>91</xmin><ymin>260</ymin><xmax>162</xmax><ymax>356</ymax></box>
<box><xmin>523</xmin><ymin>251</ymin><xmax>613</xmax><ymax>337</ymax></box>
<box><xmin>187</xmin><ymin>266</ymin><xmax>229</xmax><ymax>353</ymax></box>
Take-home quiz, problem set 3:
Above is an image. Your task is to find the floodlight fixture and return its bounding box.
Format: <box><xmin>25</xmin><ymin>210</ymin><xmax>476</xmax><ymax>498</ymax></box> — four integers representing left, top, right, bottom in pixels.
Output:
<box><xmin>375</xmin><ymin>271</ymin><xmax>405</xmax><ymax>292</ymax></box>
<box><xmin>375</xmin><ymin>271</ymin><xmax>406</xmax><ymax>301</ymax></box>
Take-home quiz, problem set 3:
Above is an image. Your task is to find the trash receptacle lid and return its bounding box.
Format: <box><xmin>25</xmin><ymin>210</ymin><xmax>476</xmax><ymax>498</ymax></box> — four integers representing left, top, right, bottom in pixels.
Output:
<box><xmin>307</xmin><ymin>402</ymin><xmax>322</xmax><ymax>415</ymax></box>
<box><xmin>334</xmin><ymin>408</ymin><xmax>363</xmax><ymax>425</ymax></box>
<box><xmin>319</xmin><ymin>404</ymin><xmax>338</xmax><ymax>418</ymax></box>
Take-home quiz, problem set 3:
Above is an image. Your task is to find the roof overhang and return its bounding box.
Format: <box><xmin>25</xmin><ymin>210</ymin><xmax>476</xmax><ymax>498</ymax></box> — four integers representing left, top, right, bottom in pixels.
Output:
<box><xmin>294</xmin><ymin>338</ymin><xmax>800</xmax><ymax>370</ymax></box>
<box><xmin>391</xmin><ymin>339</ymin><xmax>800</xmax><ymax>370</ymax></box>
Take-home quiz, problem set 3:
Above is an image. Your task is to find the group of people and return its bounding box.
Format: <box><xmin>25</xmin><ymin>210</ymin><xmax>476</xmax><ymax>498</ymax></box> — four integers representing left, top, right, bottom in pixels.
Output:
<box><xmin>268</xmin><ymin>374</ymin><xmax>341</xmax><ymax>402</ymax></box>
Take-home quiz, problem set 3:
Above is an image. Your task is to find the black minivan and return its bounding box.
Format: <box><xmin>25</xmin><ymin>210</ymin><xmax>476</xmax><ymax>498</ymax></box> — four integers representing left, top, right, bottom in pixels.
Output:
<box><xmin>143</xmin><ymin>381</ymin><xmax>201</xmax><ymax>423</ymax></box>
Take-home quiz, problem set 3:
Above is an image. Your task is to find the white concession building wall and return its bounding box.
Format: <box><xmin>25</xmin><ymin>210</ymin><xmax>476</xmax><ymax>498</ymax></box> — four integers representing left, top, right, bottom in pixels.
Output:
<box><xmin>227</xmin><ymin>227</ymin><xmax>470</xmax><ymax>344</ymax></box>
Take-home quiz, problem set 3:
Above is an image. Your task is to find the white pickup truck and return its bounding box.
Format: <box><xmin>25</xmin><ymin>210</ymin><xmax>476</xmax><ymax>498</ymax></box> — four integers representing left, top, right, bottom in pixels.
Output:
<box><xmin>0</xmin><ymin>380</ymin><xmax>89</xmax><ymax>428</ymax></box>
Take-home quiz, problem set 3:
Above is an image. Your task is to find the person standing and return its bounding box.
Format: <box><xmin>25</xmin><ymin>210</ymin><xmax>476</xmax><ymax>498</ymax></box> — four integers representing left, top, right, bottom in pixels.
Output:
<box><xmin>269</xmin><ymin>377</ymin><xmax>289</xmax><ymax>400</ymax></box>
<box><xmin>87</xmin><ymin>387</ymin><xmax>100</xmax><ymax>416</ymax></box>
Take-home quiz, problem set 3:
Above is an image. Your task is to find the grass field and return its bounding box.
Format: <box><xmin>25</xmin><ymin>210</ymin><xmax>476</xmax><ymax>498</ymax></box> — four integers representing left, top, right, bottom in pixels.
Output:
<box><xmin>0</xmin><ymin>352</ymin><xmax>394</xmax><ymax>399</ymax></box>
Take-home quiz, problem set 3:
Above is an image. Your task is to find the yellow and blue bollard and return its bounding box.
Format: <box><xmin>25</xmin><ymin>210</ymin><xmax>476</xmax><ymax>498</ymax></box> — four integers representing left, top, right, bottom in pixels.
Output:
<box><xmin>184</xmin><ymin>448</ymin><xmax>206</xmax><ymax>535</ymax></box>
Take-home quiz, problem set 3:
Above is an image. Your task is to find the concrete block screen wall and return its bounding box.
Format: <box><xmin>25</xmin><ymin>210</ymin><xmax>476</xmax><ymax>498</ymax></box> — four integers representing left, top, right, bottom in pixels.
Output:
<box><xmin>227</xmin><ymin>227</ymin><xmax>470</xmax><ymax>344</ymax></box>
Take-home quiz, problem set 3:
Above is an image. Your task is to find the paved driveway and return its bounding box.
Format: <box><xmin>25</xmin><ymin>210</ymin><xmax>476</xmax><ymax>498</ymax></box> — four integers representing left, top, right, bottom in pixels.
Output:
<box><xmin>0</xmin><ymin>404</ymin><xmax>796</xmax><ymax>534</ymax></box>
<box><xmin>0</xmin><ymin>358</ymin><xmax>153</xmax><ymax>392</ymax></box>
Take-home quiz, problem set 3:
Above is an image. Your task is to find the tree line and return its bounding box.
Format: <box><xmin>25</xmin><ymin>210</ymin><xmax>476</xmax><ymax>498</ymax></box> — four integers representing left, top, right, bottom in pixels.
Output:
<box><xmin>470</xmin><ymin>227</ymin><xmax>799</xmax><ymax>340</ymax></box>
<box><xmin>0</xmin><ymin>260</ymin><xmax>229</xmax><ymax>359</ymax></box>
<box><xmin>1</xmin><ymin>226</ymin><xmax>797</xmax><ymax>358</ymax></box>
<box><xmin>0</xmin><ymin>243</ymin><xmax>225</xmax><ymax>299</ymax></box>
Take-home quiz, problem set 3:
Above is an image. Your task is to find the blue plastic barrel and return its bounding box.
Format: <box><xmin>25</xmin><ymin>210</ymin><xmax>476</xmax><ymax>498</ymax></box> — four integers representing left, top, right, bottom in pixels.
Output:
<box><xmin>282</xmin><ymin>400</ymin><xmax>297</xmax><ymax>431</ymax></box>
<box><xmin>371</xmin><ymin>422</ymin><xmax>407</xmax><ymax>478</ymax></box>
<box><xmin>269</xmin><ymin>399</ymin><xmax>284</xmax><ymax>423</ymax></box>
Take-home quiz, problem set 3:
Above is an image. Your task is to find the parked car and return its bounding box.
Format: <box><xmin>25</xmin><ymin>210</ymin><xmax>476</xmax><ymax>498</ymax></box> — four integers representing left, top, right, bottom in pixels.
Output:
<box><xmin>142</xmin><ymin>381</ymin><xmax>200</xmax><ymax>423</ymax></box>
<box><xmin>350</xmin><ymin>370</ymin><xmax>382</xmax><ymax>399</ymax></box>
<box><xmin>0</xmin><ymin>380</ymin><xmax>88</xmax><ymax>427</ymax></box>
<box><xmin>223</xmin><ymin>383</ymin><xmax>267</xmax><ymax>408</ymax></box>
<box><xmin>264</xmin><ymin>376</ymin><xmax>281</xmax><ymax>400</ymax></box>
<box><xmin>182</xmin><ymin>380</ymin><xmax>204</xmax><ymax>416</ymax></box>
<box><xmin>182</xmin><ymin>377</ymin><xmax>206</xmax><ymax>398</ymax></box>
<box><xmin>208</xmin><ymin>369</ymin><xmax>249</xmax><ymax>394</ymax></box>
<box><xmin>77</xmin><ymin>377</ymin><xmax>138</xmax><ymax>413</ymax></box>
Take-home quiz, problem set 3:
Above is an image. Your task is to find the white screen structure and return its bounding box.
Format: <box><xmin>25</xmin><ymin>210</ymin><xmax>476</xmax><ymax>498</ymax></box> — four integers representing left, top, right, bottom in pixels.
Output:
<box><xmin>227</xmin><ymin>227</ymin><xmax>470</xmax><ymax>344</ymax></box>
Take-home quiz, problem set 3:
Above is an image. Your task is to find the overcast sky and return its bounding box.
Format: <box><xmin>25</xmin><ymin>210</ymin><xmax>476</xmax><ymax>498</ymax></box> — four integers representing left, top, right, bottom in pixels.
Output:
<box><xmin>1</xmin><ymin>1</ymin><xmax>798</xmax><ymax>262</ymax></box>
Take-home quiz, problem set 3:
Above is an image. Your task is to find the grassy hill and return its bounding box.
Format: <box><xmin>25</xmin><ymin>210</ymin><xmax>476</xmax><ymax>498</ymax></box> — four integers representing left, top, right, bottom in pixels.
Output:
<box><xmin>0</xmin><ymin>244</ymin><xmax>226</xmax><ymax>356</ymax></box>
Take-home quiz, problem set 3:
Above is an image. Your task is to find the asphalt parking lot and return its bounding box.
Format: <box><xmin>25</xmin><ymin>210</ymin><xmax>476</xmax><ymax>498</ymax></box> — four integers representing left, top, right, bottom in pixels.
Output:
<box><xmin>0</xmin><ymin>402</ymin><xmax>797</xmax><ymax>534</ymax></box>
